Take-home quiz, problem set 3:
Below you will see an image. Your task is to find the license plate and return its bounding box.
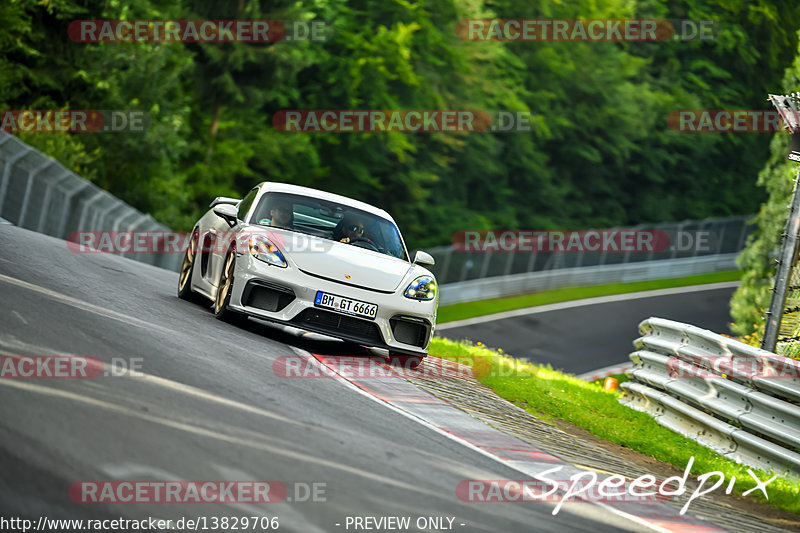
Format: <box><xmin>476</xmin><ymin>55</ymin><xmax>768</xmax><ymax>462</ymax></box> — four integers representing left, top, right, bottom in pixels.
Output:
<box><xmin>314</xmin><ymin>291</ymin><xmax>378</xmax><ymax>320</ymax></box>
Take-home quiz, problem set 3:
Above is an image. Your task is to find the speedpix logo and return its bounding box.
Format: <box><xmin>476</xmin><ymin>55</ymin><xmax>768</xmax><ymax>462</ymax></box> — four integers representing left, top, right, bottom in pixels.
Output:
<box><xmin>458</xmin><ymin>457</ymin><xmax>777</xmax><ymax>516</ymax></box>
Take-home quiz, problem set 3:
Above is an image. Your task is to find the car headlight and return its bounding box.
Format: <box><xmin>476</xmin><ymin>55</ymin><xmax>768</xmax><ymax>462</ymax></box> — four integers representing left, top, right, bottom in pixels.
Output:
<box><xmin>249</xmin><ymin>235</ymin><xmax>287</xmax><ymax>267</ymax></box>
<box><xmin>404</xmin><ymin>275</ymin><xmax>436</xmax><ymax>300</ymax></box>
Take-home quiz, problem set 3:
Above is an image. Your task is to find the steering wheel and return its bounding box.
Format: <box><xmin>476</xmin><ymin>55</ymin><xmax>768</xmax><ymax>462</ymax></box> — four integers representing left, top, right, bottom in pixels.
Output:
<box><xmin>348</xmin><ymin>237</ymin><xmax>380</xmax><ymax>252</ymax></box>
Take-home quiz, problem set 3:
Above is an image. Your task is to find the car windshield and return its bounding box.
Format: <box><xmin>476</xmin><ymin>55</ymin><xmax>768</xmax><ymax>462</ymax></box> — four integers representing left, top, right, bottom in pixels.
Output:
<box><xmin>250</xmin><ymin>192</ymin><xmax>409</xmax><ymax>260</ymax></box>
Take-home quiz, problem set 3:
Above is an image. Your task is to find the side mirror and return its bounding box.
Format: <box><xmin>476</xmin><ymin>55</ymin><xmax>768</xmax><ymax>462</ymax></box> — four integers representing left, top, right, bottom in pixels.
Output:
<box><xmin>413</xmin><ymin>250</ymin><xmax>435</xmax><ymax>267</ymax></box>
<box><xmin>209</xmin><ymin>196</ymin><xmax>240</xmax><ymax>208</ymax></box>
<box><xmin>213</xmin><ymin>204</ymin><xmax>239</xmax><ymax>227</ymax></box>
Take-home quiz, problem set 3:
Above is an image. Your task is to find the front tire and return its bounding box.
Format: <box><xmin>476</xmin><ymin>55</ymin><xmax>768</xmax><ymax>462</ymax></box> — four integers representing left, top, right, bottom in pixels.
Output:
<box><xmin>213</xmin><ymin>249</ymin><xmax>247</xmax><ymax>324</ymax></box>
<box><xmin>178</xmin><ymin>230</ymin><xmax>204</xmax><ymax>304</ymax></box>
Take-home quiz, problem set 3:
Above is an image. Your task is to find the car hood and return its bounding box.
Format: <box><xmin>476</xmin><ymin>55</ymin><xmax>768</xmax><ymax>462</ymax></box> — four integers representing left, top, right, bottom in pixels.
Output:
<box><xmin>288</xmin><ymin>240</ymin><xmax>414</xmax><ymax>292</ymax></box>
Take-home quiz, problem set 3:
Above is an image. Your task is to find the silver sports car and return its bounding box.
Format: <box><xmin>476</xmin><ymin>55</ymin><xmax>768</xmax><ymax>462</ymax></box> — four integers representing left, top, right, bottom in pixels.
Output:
<box><xmin>178</xmin><ymin>182</ymin><xmax>438</xmax><ymax>366</ymax></box>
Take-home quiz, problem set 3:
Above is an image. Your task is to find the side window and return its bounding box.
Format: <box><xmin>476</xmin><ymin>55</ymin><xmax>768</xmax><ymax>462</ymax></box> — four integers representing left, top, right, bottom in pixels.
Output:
<box><xmin>237</xmin><ymin>188</ymin><xmax>259</xmax><ymax>222</ymax></box>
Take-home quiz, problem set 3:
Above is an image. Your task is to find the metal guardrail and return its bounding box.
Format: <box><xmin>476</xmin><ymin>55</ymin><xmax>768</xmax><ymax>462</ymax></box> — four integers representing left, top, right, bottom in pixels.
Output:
<box><xmin>434</xmin><ymin>215</ymin><xmax>754</xmax><ymax>304</ymax></box>
<box><xmin>430</xmin><ymin>216</ymin><xmax>754</xmax><ymax>285</ymax></box>
<box><xmin>621</xmin><ymin>317</ymin><xmax>800</xmax><ymax>478</ymax></box>
<box><xmin>0</xmin><ymin>132</ymin><xmax>180</xmax><ymax>271</ymax></box>
<box><xmin>439</xmin><ymin>253</ymin><xmax>739</xmax><ymax>305</ymax></box>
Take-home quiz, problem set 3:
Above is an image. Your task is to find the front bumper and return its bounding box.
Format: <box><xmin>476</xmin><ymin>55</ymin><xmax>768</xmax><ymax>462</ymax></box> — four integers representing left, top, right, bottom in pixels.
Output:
<box><xmin>226</xmin><ymin>253</ymin><xmax>437</xmax><ymax>355</ymax></box>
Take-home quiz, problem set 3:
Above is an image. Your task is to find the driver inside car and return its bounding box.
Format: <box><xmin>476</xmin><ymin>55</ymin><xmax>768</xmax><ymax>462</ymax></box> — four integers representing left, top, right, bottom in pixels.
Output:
<box><xmin>268</xmin><ymin>201</ymin><xmax>294</xmax><ymax>229</ymax></box>
<box><xmin>335</xmin><ymin>216</ymin><xmax>369</xmax><ymax>244</ymax></box>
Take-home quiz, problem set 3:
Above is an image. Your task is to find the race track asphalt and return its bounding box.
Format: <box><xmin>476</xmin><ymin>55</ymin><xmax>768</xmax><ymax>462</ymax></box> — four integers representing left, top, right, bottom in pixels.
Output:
<box><xmin>0</xmin><ymin>226</ymin><xmax>650</xmax><ymax>532</ymax></box>
<box><xmin>437</xmin><ymin>285</ymin><xmax>738</xmax><ymax>375</ymax></box>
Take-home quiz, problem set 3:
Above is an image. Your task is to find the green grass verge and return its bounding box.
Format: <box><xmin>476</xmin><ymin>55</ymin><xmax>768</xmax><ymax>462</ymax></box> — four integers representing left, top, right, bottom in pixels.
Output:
<box><xmin>437</xmin><ymin>271</ymin><xmax>741</xmax><ymax>323</ymax></box>
<box><xmin>428</xmin><ymin>337</ymin><xmax>800</xmax><ymax>515</ymax></box>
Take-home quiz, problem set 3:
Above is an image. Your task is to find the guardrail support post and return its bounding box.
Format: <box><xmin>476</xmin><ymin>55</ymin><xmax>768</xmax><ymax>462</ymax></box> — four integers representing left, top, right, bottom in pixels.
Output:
<box><xmin>763</xmin><ymin>167</ymin><xmax>800</xmax><ymax>353</ymax></box>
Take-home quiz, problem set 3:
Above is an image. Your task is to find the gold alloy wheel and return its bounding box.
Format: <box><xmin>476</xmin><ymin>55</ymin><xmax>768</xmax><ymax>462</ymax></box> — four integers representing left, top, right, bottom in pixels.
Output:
<box><xmin>215</xmin><ymin>251</ymin><xmax>235</xmax><ymax>313</ymax></box>
<box><xmin>178</xmin><ymin>231</ymin><xmax>197</xmax><ymax>292</ymax></box>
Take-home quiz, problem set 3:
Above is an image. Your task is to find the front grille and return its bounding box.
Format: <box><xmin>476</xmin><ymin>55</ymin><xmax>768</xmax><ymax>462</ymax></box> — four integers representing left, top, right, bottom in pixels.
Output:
<box><xmin>292</xmin><ymin>308</ymin><xmax>384</xmax><ymax>345</ymax></box>
<box><xmin>242</xmin><ymin>281</ymin><xmax>295</xmax><ymax>312</ymax></box>
<box><xmin>389</xmin><ymin>316</ymin><xmax>430</xmax><ymax>348</ymax></box>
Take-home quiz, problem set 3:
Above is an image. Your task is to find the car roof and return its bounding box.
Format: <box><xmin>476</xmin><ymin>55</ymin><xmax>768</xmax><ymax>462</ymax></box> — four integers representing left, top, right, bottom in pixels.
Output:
<box><xmin>256</xmin><ymin>182</ymin><xmax>396</xmax><ymax>223</ymax></box>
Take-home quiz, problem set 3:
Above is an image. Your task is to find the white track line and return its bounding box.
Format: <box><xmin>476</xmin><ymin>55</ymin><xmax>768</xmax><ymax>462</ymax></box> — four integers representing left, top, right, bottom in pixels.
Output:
<box><xmin>293</xmin><ymin>346</ymin><xmax>686</xmax><ymax>532</ymax></box>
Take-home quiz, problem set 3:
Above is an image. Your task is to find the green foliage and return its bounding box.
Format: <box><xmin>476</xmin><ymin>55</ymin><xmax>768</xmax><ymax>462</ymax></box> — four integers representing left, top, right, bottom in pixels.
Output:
<box><xmin>2</xmin><ymin>0</ymin><xmax>799</xmax><ymax>252</ymax></box>
<box><xmin>731</xmin><ymin>36</ymin><xmax>800</xmax><ymax>337</ymax></box>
